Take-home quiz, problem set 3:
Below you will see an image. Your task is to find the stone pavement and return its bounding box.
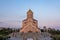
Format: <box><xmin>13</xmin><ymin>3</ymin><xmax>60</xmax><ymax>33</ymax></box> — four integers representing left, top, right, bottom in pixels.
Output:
<box><xmin>7</xmin><ymin>32</ymin><xmax>52</xmax><ymax>40</ymax></box>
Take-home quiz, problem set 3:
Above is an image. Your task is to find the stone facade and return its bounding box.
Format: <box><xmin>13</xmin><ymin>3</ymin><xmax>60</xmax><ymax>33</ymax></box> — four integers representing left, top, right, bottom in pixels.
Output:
<box><xmin>20</xmin><ymin>9</ymin><xmax>40</xmax><ymax>33</ymax></box>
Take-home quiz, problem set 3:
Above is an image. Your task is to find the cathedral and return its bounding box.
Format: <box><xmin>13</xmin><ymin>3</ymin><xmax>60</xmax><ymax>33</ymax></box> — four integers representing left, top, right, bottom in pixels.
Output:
<box><xmin>8</xmin><ymin>9</ymin><xmax>52</xmax><ymax>40</ymax></box>
<box><xmin>20</xmin><ymin>9</ymin><xmax>41</xmax><ymax>33</ymax></box>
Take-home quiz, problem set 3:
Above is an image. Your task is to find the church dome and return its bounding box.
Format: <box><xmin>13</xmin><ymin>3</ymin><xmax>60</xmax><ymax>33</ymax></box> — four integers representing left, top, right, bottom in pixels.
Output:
<box><xmin>27</xmin><ymin>9</ymin><xmax>33</xmax><ymax>14</ymax></box>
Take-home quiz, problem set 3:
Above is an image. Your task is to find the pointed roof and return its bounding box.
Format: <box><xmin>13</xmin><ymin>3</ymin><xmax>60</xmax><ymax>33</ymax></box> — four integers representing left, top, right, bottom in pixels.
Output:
<box><xmin>27</xmin><ymin>9</ymin><xmax>33</xmax><ymax>14</ymax></box>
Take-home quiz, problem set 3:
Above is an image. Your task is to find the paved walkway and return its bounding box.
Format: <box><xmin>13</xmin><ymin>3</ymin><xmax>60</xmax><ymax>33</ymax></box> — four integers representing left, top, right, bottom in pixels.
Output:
<box><xmin>7</xmin><ymin>32</ymin><xmax>52</xmax><ymax>40</ymax></box>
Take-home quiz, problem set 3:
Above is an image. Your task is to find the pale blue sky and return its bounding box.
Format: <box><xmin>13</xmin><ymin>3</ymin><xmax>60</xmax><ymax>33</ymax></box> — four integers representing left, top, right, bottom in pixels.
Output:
<box><xmin>0</xmin><ymin>0</ymin><xmax>60</xmax><ymax>29</ymax></box>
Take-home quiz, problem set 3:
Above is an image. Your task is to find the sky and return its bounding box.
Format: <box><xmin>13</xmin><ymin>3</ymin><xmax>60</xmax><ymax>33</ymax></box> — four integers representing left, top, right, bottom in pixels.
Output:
<box><xmin>0</xmin><ymin>0</ymin><xmax>60</xmax><ymax>29</ymax></box>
